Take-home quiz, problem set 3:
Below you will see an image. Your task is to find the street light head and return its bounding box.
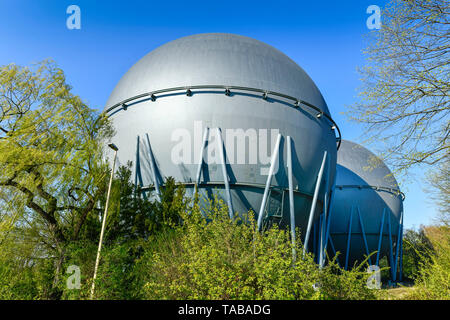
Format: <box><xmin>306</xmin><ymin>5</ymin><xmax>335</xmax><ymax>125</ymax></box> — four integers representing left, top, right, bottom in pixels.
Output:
<box><xmin>108</xmin><ymin>143</ymin><xmax>118</xmax><ymax>151</ymax></box>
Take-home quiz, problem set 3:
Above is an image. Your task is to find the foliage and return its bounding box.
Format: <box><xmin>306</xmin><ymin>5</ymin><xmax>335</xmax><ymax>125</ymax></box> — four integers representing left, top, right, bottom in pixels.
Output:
<box><xmin>427</xmin><ymin>161</ymin><xmax>450</xmax><ymax>222</ymax></box>
<box><xmin>351</xmin><ymin>0</ymin><xmax>449</xmax><ymax>175</ymax></box>
<box><xmin>405</xmin><ymin>225</ymin><xmax>450</xmax><ymax>299</ymax></box>
<box><xmin>401</xmin><ymin>227</ymin><xmax>434</xmax><ymax>280</ymax></box>
<box><xmin>0</xmin><ymin>163</ymin><xmax>385</xmax><ymax>300</ymax></box>
<box><xmin>58</xmin><ymin>169</ymin><xmax>189</xmax><ymax>300</ymax></box>
<box><xmin>0</xmin><ymin>60</ymin><xmax>113</xmax><ymax>298</ymax></box>
<box><xmin>136</xmin><ymin>197</ymin><xmax>378</xmax><ymax>300</ymax></box>
<box><xmin>317</xmin><ymin>257</ymin><xmax>379</xmax><ymax>300</ymax></box>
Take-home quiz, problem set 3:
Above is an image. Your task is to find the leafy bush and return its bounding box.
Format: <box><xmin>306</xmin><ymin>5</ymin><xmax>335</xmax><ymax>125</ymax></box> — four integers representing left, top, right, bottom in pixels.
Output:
<box><xmin>135</xmin><ymin>196</ymin><xmax>378</xmax><ymax>300</ymax></box>
<box><xmin>405</xmin><ymin>226</ymin><xmax>450</xmax><ymax>300</ymax></box>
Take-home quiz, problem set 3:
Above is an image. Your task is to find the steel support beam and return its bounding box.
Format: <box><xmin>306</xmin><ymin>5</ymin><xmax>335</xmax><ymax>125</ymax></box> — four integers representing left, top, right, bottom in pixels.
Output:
<box><xmin>356</xmin><ymin>206</ymin><xmax>372</xmax><ymax>266</ymax></box>
<box><xmin>376</xmin><ymin>209</ymin><xmax>386</xmax><ymax>266</ymax></box>
<box><xmin>387</xmin><ymin>210</ymin><xmax>395</xmax><ymax>280</ymax></box>
<box><xmin>313</xmin><ymin>221</ymin><xmax>317</xmax><ymax>259</ymax></box>
<box><xmin>323</xmin><ymin>183</ymin><xmax>336</xmax><ymax>254</ymax></box>
<box><xmin>399</xmin><ymin>221</ymin><xmax>404</xmax><ymax>282</ymax></box>
<box><xmin>318</xmin><ymin>214</ymin><xmax>323</xmax><ymax>264</ymax></box>
<box><xmin>303</xmin><ymin>151</ymin><xmax>327</xmax><ymax>257</ymax></box>
<box><xmin>319</xmin><ymin>156</ymin><xmax>331</xmax><ymax>268</ymax></box>
<box><xmin>134</xmin><ymin>135</ymin><xmax>147</xmax><ymax>200</ymax></box>
<box><xmin>345</xmin><ymin>206</ymin><xmax>354</xmax><ymax>270</ymax></box>
<box><xmin>257</xmin><ymin>133</ymin><xmax>282</xmax><ymax>230</ymax></box>
<box><xmin>393</xmin><ymin>210</ymin><xmax>404</xmax><ymax>281</ymax></box>
<box><xmin>286</xmin><ymin>136</ymin><xmax>296</xmax><ymax>261</ymax></box>
<box><xmin>195</xmin><ymin>127</ymin><xmax>210</xmax><ymax>187</ymax></box>
<box><xmin>145</xmin><ymin>133</ymin><xmax>161</xmax><ymax>202</ymax></box>
<box><xmin>216</xmin><ymin>128</ymin><xmax>234</xmax><ymax>219</ymax></box>
<box><xmin>327</xmin><ymin>235</ymin><xmax>341</xmax><ymax>268</ymax></box>
<box><xmin>134</xmin><ymin>136</ymin><xmax>141</xmax><ymax>189</ymax></box>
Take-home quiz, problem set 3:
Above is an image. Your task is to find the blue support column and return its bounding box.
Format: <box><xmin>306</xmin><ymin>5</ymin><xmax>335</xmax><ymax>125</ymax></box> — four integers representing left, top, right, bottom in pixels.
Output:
<box><xmin>356</xmin><ymin>206</ymin><xmax>372</xmax><ymax>266</ymax></box>
<box><xmin>393</xmin><ymin>210</ymin><xmax>404</xmax><ymax>282</ymax></box>
<box><xmin>303</xmin><ymin>151</ymin><xmax>327</xmax><ymax>257</ymax></box>
<box><xmin>345</xmin><ymin>206</ymin><xmax>353</xmax><ymax>270</ymax></box>
<box><xmin>376</xmin><ymin>209</ymin><xmax>386</xmax><ymax>266</ymax></box>
<box><xmin>318</xmin><ymin>214</ymin><xmax>323</xmax><ymax>263</ymax></box>
<box><xmin>134</xmin><ymin>135</ymin><xmax>147</xmax><ymax>200</ymax></box>
<box><xmin>134</xmin><ymin>136</ymin><xmax>141</xmax><ymax>189</ymax></box>
<box><xmin>195</xmin><ymin>127</ymin><xmax>209</xmax><ymax>187</ymax></box>
<box><xmin>216</xmin><ymin>128</ymin><xmax>234</xmax><ymax>219</ymax></box>
<box><xmin>145</xmin><ymin>133</ymin><xmax>161</xmax><ymax>202</ymax></box>
<box><xmin>286</xmin><ymin>136</ymin><xmax>296</xmax><ymax>261</ymax></box>
<box><xmin>319</xmin><ymin>156</ymin><xmax>331</xmax><ymax>268</ymax></box>
<box><xmin>323</xmin><ymin>184</ymin><xmax>336</xmax><ymax>254</ymax></box>
<box><xmin>313</xmin><ymin>220</ymin><xmax>317</xmax><ymax>259</ymax></box>
<box><xmin>399</xmin><ymin>221</ymin><xmax>404</xmax><ymax>282</ymax></box>
<box><xmin>327</xmin><ymin>235</ymin><xmax>341</xmax><ymax>268</ymax></box>
<box><xmin>387</xmin><ymin>210</ymin><xmax>395</xmax><ymax>280</ymax></box>
<box><xmin>257</xmin><ymin>133</ymin><xmax>282</xmax><ymax>230</ymax></box>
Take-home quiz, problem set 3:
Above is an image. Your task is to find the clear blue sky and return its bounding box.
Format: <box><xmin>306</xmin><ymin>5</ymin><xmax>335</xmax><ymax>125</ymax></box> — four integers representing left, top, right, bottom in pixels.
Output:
<box><xmin>0</xmin><ymin>0</ymin><xmax>438</xmax><ymax>229</ymax></box>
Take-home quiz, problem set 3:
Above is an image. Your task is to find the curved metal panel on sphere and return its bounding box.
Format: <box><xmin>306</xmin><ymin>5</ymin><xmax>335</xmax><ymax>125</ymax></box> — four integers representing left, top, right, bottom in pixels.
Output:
<box><xmin>105</xmin><ymin>33</ymin><xmax>338</xmax><ymax>238</ymax></box>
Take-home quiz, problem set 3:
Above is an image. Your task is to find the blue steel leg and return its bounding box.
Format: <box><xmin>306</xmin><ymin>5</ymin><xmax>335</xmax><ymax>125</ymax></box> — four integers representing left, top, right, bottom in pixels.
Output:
<box><xmin>319</xmin><ymin>212</ymin><xmax>326</xmax><ymax>267</ymax></box>
<box><xmin>313</xmin><ymin>220</ymin><xmax>317</xmax><ymax>260</ymax></box>
<box><xmin>303</xmin><ymin>151</ymin><xmax>327</xmax><ymax>257</ymax></box>
<box><xmin>195</xmin><ymin>127</ymin><xmax>209</xmax><ymax>187</ymax></box>
<box><xmin>216</xmin><ymin>128</ymin><xmax>234</xmax><ymax>219</ymax></box>
<box><xmin>356</xmin><ymin>206</ymin><xmax>372</xmax><ymax>266</ymax></box>
<box><xmin>393</xmin><ymin>210</ymin><xmax>404</xmax><ymax>282</ymax></box>
<box><xmin>286</xmin><ymin>136</ymin><xmax>296</xmax><ymax>261</ymax></box>
<box><xmin>134</xmin><ymin>135</ymin><xmax>147</xmax><ymax>200</ymax></box>
<box><xmin>328</xmin><ymin>235</ymin><xmax>341</xmax><ymax>268</ymax></box>
<box><xmin>323</xmin><ymin>184</ymin><xmax>336</xmax><ymax>254</ymax></box>
<box><xmin>257</xmin><ymin>133</ymin><xmax>281</xmax><ymax>230</ymax></box>
<box><xmin>387</xmin><ymin>210</ymin><xmax>395</xmax><ymax>280</ymax></box>
<box><xmin>399</xmin><ymin>222</ymin><xmax>404</xmax><ymax>282</ymax></box>
<box><xmin>376</xmin><ymin>209</ymin><xmax>386</xmax><ymax>266</ymax></box>
<box><xmin>318</xmin><ymin>214</ymin><xmax>323</xmax><ymax>263</ymax></box>
<box><xmin>345</xmin><ymin>206</ymin><xmax>353</xmax><ymax>271</ymax></box>
<box><xmin>319</xmin><ymin>156</ymin><xmax>331</xmax><ymax>268</ymax></box>
<box><xmin>145</xmin><ymin>133</ymin><xmax>161</xmax><ymax>202</ymax></box>
<box><xmin>134</xmin><ymin>136</ymin><xmax>140</xmax><ymax>193</ymax></box>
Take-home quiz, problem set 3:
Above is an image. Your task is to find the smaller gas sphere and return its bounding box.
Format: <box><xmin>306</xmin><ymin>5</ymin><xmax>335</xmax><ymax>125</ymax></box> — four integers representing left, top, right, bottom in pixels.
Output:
<box><xmin>328</xmin><ymin>140</ymin><xmax>404</xmax><ymax>269</ymax></box>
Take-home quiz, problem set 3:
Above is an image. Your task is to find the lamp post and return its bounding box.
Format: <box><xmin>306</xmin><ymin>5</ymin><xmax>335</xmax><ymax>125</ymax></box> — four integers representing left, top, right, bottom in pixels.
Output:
<box><xmin>90</xmin><ymin>143</ymin><xmax>118</xmax><ymax>299</ymax></box>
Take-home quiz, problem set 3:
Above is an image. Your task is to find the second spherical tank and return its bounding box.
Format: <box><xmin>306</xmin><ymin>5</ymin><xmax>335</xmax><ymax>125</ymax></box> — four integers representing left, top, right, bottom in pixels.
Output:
<box><xmin>328</xmin><ymin>140</ymin><xmax>403</xmax><ymax>269</ymax></box>
<box><xmin>104</xmin><ymin>33</ymin><xmax>339</xmax><ymax>237</ymax></box>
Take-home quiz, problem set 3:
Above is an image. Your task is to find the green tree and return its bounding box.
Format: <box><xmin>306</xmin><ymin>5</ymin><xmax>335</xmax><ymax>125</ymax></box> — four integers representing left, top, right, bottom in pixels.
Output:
<box><xmin>405</xmin><ymin>225</ymin><xmax>450</xmax><ymax>299</ymax></box>
<box><xmin>59</xmin><ymin>165</ymin><xmax>188</xmax><ymax>300</ymax></box>
<box><xmin>350</xmin><ymin>0</ymin><xmax>449</xmax><ymax>194</ymax></box>
<box><xmin>402</xmin><ymin>227</ymin><xmax>434</xmax><ymax>280</ymax></box>
<box><xmin>0</xmin><ymin>61</ymin><xmax>113</xmax><ymax>298</ymax></box>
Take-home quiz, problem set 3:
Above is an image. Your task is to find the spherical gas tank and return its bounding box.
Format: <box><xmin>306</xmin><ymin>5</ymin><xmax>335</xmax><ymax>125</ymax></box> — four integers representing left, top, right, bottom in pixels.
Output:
<box><xmin>329</xmin><ymin>140</ymin><xmax>404</xmax><ymax>268</ymax></box>
<box><xmin>104</xmin><ymin>33</ymin><xmax>339</xmax><ymax>236</ymax></box>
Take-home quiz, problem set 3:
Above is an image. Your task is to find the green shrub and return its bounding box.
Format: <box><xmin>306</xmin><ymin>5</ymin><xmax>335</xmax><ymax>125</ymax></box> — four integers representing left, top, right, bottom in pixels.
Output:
<box><xmin>405</xmin><ymin>226</ymin><xmax>450</xmax><ymax>300</ymax></box>
<box><xmin>135</xmin><ymin>197</ymin><xmax>379</xmax><ymax>300</ymax></box>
